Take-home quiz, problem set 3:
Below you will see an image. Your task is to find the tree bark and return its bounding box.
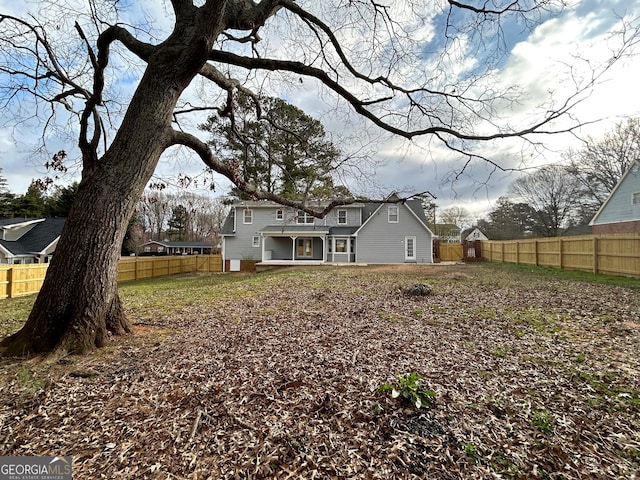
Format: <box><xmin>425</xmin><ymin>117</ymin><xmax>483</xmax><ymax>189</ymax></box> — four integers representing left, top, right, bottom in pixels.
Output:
<box><xmin>0</xmin><ymin>4</ymin><xmax>226</xmax><ymax>357</ymax></box>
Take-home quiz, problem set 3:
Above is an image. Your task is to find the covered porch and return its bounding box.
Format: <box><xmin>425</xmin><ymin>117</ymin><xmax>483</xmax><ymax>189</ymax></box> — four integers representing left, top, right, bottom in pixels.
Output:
<box><xmin>260</xmin><ymin>225</ymin><xmax>329</xmax><ymax>263</ymax></box>
<box><xmin>259</xmin><ymin>225</ymin><xmax>358</xmax><ymax>264</ymax></box>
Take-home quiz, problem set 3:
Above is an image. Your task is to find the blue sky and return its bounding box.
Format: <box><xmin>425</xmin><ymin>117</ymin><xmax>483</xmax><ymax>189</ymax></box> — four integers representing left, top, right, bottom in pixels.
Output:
<box><xmin>1</xmin><ymin>0</ymin><xmax>640</xmax><ymax>222</ymax></box>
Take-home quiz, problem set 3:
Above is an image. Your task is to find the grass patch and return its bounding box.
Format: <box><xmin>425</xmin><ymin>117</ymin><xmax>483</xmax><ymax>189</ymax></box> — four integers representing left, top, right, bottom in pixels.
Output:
<box><xmin>570</xmin><ymin>369</ymin><xmax>640</xmax><ymax>412</ymax></box>
<box><xmin>0</xmin><ymin>296</ymin><xmax>34</xmax><ymax>338</ymax></box>
<box><xmin>531</xmin><ymin>409</ymin><xmax>554</xmax><ymax>435</ymax></box>
<box><xmin>15</xmin><ymin>366</ymin><xmax>47</xmax><ymax>398</ymax></box>
<box><xmin>476</xmin><ymin>262</ymin><xmax>640</xmax><ymax>290</ymax></box>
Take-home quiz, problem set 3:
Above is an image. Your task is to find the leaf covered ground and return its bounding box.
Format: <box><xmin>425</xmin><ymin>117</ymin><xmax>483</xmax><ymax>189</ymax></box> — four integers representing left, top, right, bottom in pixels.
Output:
<box><xmin>1</xmin><ymin>263</ymin><xmax>639</xmax><ymax>479</ymax></box>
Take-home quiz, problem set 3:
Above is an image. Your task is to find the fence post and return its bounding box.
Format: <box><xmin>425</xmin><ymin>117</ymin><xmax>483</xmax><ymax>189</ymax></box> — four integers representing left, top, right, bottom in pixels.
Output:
<box><xmin>559</xmin><ymin>238</ymin><xmax>563</xmax><ymax>269</ymax></box>
<box><xmin>592</xmin><ymin>237</ymin><xmax>598</xmax><ymax>274</ymax></box>
<box><xmin>534</xmin><ymin>240</ymin><xmax>539</xmax><ymax>266</ymax></box>
<box><xmin>515</xmin><ymin>241</ymin><xmax>520</xmax><ymax>264</ymax></box>
<box><xmin>8</xmin><ymin>267</ymin><xmax>15</xmax><ymax>299</ymax></box>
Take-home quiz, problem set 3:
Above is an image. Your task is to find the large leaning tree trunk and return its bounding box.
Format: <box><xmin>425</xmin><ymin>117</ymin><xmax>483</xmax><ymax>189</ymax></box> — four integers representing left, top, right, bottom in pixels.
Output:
<box><xmin>0</xmin><ymin>2</ymin><xmax>229</xmax><ymax>356</ymax></box>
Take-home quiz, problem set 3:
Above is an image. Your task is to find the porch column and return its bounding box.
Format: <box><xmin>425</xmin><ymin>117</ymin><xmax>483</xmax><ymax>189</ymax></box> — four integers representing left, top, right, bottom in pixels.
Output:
<box><xmin>322</xmin><ymin>236</ymin><xmax>327</xmax><ymax>262</ymax></box>
<box><xmin>291</xmin><ymin>236</ymin><xmax>297</xmax><ymax>261</ymax></box>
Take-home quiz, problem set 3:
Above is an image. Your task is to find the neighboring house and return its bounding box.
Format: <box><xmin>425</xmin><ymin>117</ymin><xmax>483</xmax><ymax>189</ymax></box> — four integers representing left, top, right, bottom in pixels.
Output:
<box><xmin>220</xmin><ymin>194</ymin><xmax>434</xmax><ymax>268</ymax></box>
<box><xmin>589</xmin><ymin>160</ymin><xmax>640</xmax><ymax>234</ymax></box>
<box><xmin>463</xmin><ymin>227</ymin><xmax>489</xmax><ymax>242</ymax></box>
<box><xmin>0</xmin><ymin>217</ymin><xmax>65</xmax><ymax>264</ymax></box>
<box><xmin>140</xmin><ymin>240</ymin><xmax>213</xmax><ymax>255</ymax></box>
<box><xmin>433</xmin><ymin>223</ymin><xmax>461</xmax><ymax>243</ymax></box>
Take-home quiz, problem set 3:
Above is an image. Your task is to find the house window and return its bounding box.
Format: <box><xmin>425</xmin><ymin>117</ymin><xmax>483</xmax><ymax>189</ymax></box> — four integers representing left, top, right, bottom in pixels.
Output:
<box><xmin>335</xmin><ymin>238</ymin><xmax>348</xmax><ymax>253</ymax></box>
<box><xmin>337</xmin><ymin>209</ymin><xmax>347</xmax><ymax>225</ymax></box>
<box><xmin>276</xmin><ymin>209</ymin><xmax>284</xmax><ymax>220</ymax></box>
<box><xmin>157</xmin><ymin>246</ymin><xmax>164</xmax><ymax>253</ymax></box>
<box><xmin>297</xmin><ymin>212</ymin><xmax>314</xmax><ymax>224</ymax></box>
<box><xmin>243</xmin><ymin>209</ymin><xmax>253</xmax><ymax>224</ymax></box>
<box><xmin>388</xmin><ymin>206</ymin><xmax>399</xmax><ymax>223</ymax></box>
<box><xmin>633</xmin><ymin>192</ymin><xmax>640</xmax><ymax>205</ymax></box>
<box><xmin>296</xmin><ymin>238</ymin><xmax>313</xmax><ymax>257</ymax></box>
<box><xmin>252</xmin><ymin>236</ymin><xmax>260</xmax><ymax>247</ymax></box>
<box><xmin>144</xmin><ymin>246</ymin><xmax>151</xmax><ymax>252</ymax></box>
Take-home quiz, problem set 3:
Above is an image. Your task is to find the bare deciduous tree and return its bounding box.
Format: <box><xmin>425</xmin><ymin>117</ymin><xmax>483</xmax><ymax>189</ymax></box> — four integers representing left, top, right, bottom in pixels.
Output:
<box><xmin>439</xmin><ymin>206</ymin><xmax>472</xmax><ymax>230</ymax></box>
<box><xmin>0</xmin><ymin>1</ymin><xmax>637</xmax><ymax>355</ymax></box>
<box><xmin>566</xmin><ymin>118</ymin><xmax>640</xmax><ymax>216</ymax></box>
<box><xmin>508</xmin><ymin>165</ymin><xmax>583</xmax><ymax>237</ymax></box>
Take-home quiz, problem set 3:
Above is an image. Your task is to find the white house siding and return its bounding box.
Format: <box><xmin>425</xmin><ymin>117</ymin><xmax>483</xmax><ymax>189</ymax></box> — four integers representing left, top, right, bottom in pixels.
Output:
<box><xmin>356</xmin><ymin>204</ymin><xmax>433</xmax><ymax>263</ymax></box>
<box><xmin>591</xmin><ymin>164</ymin><xmax>640</xmax><ymax>225</ymax></box>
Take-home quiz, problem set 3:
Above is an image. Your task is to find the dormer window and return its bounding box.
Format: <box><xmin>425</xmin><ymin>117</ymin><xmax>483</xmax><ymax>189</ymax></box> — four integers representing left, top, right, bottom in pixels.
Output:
<box><xmin>276</xmin><ymin>209</ymin><xmax>284</xmax><ymax>220</ymax></box>
<box><xmin>337</xmin><ymin>209</ymin><xmax>347</xmax><ymax>225</ymax></box>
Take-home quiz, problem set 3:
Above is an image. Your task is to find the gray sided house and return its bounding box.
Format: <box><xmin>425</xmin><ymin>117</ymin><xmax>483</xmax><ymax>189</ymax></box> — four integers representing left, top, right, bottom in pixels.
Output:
<box><xmin>590</xmin><ymin>160</ymin><xmax>640</xmax><ymax>234</ymax></box>
<box><xmin>220</xmin><ymin>195</ymin><xmax>433</xmax><ymax>269</ymax></box>
<box><xmin>0</xmin><ymin>217</ymin><xmax>65</xmax><ymax>264</ymax></box>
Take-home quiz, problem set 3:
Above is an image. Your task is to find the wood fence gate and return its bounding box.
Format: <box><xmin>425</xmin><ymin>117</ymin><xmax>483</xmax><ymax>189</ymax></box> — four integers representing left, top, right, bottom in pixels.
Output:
<box><xmin>434</xmin><ymin>240</ymin><xmax>483</xmax><ymax>262</ymax></box>
<box><xmin>439</xmin><ymin>242</ymin><xmax>463</xmax><ymax>262</ymax></box>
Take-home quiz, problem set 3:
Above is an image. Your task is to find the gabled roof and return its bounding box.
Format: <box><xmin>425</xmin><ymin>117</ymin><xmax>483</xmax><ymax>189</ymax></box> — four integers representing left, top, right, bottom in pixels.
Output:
<box><xmin>220</xmin><ymin>210</ymin><xmax>235</xmax><ymax>236</ymax></box>
<box><xmin>357</xmin><ymin>196</ymin><xmax>433</xmax><ymax>235</ymax></box>
<box><xmin>0</xmin><ymin>217</ymin><xmax>65</xmax><ymax>255</ymax></box>
<box><xmin>589</xmin><ymin>159</ymin><xmax>640</xmax><ymax>226</ymax></box>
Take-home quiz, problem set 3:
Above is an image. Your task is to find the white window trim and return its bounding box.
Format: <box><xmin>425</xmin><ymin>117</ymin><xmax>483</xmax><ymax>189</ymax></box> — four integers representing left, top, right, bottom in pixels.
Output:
<box><xmin>335</xmin><ymin>237</ymin><xmax>349</xmax><ymax>253</ymax></box>
<box><xmin>243</xmin><ymin>209</ymin><xmax>253</xmax><ymax>224</ymax></box>
<box><xmin>276</xmin><ymin>209</ymin><xmax>284</xmax><ymax>220</ymax></box>
<box><xmin>297</xmin><ymin>212</ymin><xmax>314</xmax><ymax>224</ymax></box>
<box><xmin>252</xmin><ymin>236</ymin><xmax>260</xmax><ymax>247</ymax></box>
<box><xmin>337</xmin><ymin>209</ymin><xmax>347</xmax><ymax>225</ymax></box>
<box><xmin>633</xmin><ymin>192</ymin><xmax>640</xmax><ymax>205</ymax></box>
<box><xmin>388</xmin><ymin>206</ymin><xmax>399</xmax><ymax>223</ymax></box>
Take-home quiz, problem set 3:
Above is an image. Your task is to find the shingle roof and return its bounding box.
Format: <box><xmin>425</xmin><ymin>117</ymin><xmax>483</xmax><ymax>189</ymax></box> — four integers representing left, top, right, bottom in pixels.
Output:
<box><xmin>0</xmin><ymin>218</ymin><xmax>65</xmax><ymax>255</ymax></box>
<box><xmin>220</xmin><ymin>210</ymin><xmax>235</xmax><ymax>235</ymax></box>
<box><xmin>329</xmin><ymin>226</ymin><xmax>359</xmax><ymax>235</ymax></box>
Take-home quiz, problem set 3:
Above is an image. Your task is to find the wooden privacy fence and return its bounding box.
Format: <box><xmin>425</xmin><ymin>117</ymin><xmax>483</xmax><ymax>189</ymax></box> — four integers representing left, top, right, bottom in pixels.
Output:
<box><xmin>481</xmin><ymin>235</ymin><xmax>640</xmax><ymax>278</ymax></box>
<box><xmin>0</xmin><ymin>255</ymin><xmax>223</xmax><ymax>299</ymax></box>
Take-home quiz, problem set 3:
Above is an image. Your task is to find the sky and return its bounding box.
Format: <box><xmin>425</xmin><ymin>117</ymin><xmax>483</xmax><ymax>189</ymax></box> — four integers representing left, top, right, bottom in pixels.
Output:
<box><xmin>1</xmin><ymin>0</ymin><xmax>640</xmax><ymax>223</ymax></box>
